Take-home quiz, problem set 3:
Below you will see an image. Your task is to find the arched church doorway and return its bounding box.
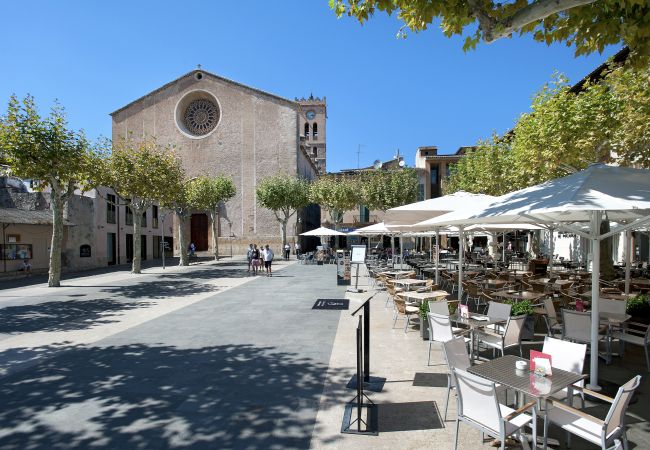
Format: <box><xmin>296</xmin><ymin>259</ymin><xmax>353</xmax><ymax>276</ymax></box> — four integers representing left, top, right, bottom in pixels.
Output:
<box><xmin>191</xmin><ymin>213</ymin><xmax>209</xmax><ymax>251</ymax></box>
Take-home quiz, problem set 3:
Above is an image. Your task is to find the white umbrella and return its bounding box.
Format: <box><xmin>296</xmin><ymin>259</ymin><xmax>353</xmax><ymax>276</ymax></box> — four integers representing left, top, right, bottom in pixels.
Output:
<box><xmin>417</xmin><ymin>163</ymin><xmax>650</xmax><ymax>389</ymax></box>
<box><xmin>387</xmin><ymin>192</ymin><xmax>497</xmax><ymax>285</ymax></box>
<box><xmin>300</xmin><ymin>226</ymin><xmax>347</xmax><ymax>236</ymax></box>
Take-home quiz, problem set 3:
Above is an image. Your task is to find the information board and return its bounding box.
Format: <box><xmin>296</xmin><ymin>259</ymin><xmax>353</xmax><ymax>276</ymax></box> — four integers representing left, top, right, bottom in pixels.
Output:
<box><xmin>351</xmin><ymin>245</ymin><xmax>367</xmax><ymax>264</ymax></box>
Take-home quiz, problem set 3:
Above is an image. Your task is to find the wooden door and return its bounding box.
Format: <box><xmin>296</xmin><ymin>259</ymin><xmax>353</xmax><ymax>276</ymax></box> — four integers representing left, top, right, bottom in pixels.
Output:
<box><xmin>191</xmin><ymin>214</ymin><xmax>209</xmax><ymax>251</ymax></box>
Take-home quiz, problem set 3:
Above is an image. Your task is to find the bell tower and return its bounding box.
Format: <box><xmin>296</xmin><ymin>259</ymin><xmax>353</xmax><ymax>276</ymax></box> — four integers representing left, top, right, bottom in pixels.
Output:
<box><xmin>297</xmin><ymin>94</ymin><xmax>327</xmax><ymax>173</ymax></box>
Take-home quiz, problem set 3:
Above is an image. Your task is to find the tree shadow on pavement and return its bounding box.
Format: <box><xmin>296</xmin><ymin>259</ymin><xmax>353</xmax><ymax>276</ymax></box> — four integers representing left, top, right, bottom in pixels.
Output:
<box><xmin>0</xmin><ymin>299</ymin><xmax>150</xmax><ymax>334</ymax></box>
<box><xmin>100</xmin><ymin>280</ymin><xmax>219</xmax><ymax>300</ymax></box>
<box><xmin>0</xmin><ymin>343</ymin><xmax>346</xmax><ymax>450</ymax></box>
<box><xmin>166</xmin><ymin>268</ymin><xmax>251</xmax><ymax>281</ymax></box>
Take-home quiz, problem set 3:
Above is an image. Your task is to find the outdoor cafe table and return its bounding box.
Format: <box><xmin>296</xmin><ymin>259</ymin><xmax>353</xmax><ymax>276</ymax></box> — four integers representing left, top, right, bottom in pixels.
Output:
<box><xmin>397</xmin><ymin>290</ymin><xmax>449</xmax><ymax>304</ymax></box>
<box><xmin>379</xmin><ymin>270</ymin><xmax>413</xmax><ymax>279</ymax></box>
<box><xmin>392</xmin><ymin>278</ymin><xmax>428</xmax><ymax>291</ymax></box>
<box><xmin>450</xmin><ymin>313</ymin><xmax>506</xmax><ymax>362</ymax></box>
<box><xmin>476</xmin><ymin>279</ymin><xmax>509</xmax><ymax>290</ymax></box>
<box><xmin>493</xmin><ymin>290</ymin><xmax>546</xmax><ymax>303</ymax></box>
<box><xmin>579</xmin><ymin>292</ymin><xmax>632</xmax><ymax>302</ymax></box>
<box><xmin>529</xmin><ymin>279</ymin><xmax>574</xmax><ymax>290</ymax></box>
<box><xmin>468</xmin><ymin>354</ymin><xmax>585</xmax><ymax>450</ymax></box>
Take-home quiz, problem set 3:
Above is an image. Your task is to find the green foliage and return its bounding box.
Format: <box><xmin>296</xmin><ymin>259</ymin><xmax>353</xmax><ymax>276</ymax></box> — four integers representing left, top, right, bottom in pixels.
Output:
<box><xmin>102</xmin><ymin>135</ymin><xmax>185</xmax><ymax>273</ymax></box>
<box><xmin>504</xmin><ymin>299</ymin><xmax>534</xmax><ymax>316</ymax></box>
<box><xmin>0</xmin><ymin>94</ymin><xmax>99</xmax><ymax>193</ymax></box>
<box><xmin>361</xmin><ymin>168</ymin><xmax>418</xmax><ymax>211</ymax></box>
<box><xmin>445</xmin><ymin>64</ymin><xmax>650</xmax><ymax>196</ymax></box>
<box><xmin>186</xmin><ymin>175</ymin><xmax>236</xmax><ymax>212</ymax></box>
<box><xmin>310</xmin><ymin>175</ymin><xmax>360</xmax><ymax>224</ymax></box>
<box><xmin>330</xmin><ymin>0</ymin><xmax>650</xmax><ymax>61</ymax></box>
<box><xmin>256</xmin><ymin>175</ymin><xmax>311</xmax><ymax>219</ymax></box>
<box><xmin>626</xmin><ymin>294</ymin><xmax>650</xmax><ymax>317</ymax></box>
<box><xmin>0</xmin><ymin>94</ymin><xmax>100</xmax><ymax>286</ymax></box>
<box><xmin>102</xmin><ymin>136</ymin><xmax>184</xmax><ymax>207</ymax></box>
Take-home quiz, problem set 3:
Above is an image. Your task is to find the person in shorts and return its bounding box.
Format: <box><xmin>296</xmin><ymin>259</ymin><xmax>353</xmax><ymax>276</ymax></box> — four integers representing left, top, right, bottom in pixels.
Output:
<box><xmin>18</xmin><ymin>259</ymin><xmax>32</xmax><ymax>276</ymax></box>
<box><xmin>264</xmin><ymin>245</ymin><xmax>274</xmax><ymax>276</ymax></box>
<box><xmin>251</xmin><ymin>244</ymin><xmax>260</xmax><ymax>275</ymax></box>
<box><xmin>246</xmin><ymin>243</ymin><xmax>254</xmax><ymax>273</ymax></box>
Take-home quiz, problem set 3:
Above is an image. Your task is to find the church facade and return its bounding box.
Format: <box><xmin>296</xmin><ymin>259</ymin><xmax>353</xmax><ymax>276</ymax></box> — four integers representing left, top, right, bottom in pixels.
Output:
<box><xmin>111</xmin><ymin>69</ymin><xmax>323</xmax><ymax>256</ymax></box>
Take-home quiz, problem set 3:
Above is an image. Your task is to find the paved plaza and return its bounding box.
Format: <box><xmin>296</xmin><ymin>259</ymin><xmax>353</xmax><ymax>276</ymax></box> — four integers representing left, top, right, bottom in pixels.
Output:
<box><xmin>0</xmin><ymin>259</ymin><xmax>648</xmax><ymax>449</ymax></box>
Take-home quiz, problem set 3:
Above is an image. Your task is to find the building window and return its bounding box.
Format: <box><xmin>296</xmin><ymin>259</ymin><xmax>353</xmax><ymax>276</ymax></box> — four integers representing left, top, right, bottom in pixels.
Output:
<box><xmin>152</xmin><ymin>205</ymin><xmax>159</xmax><ymax>228</ymax></box>
<box><xmin>106</xmin><ymin>194</ymin><xmax>116</xmax><ymax>224</ymax></box>
<box><xmin>417</xmin><ymin>183</ymin><xmax>425</xmax><ymax>201</ymax></box>
<box><xmin>304</xmin><ymin>123</ymin><xmax>310</xmax><ymax>139</ymax></box>
<box><xmin>430</xmin><ymin>166</ymin><xmax>439</xmax><ymax>185</ymax></box>
<box><xmin>312</xmin><ymin>147</ymin><xmax>318</xmax><ymax>156</ymax></box>
<box><xmin>313</xmin><ymin>122</ymin><xmax>318</xmax><ymax>139</ymax></box>
<box><xmin>359</xmin><ymin>205</ymin><xmax>370</xmax><ymax>223</ymax></box>
<box><xmin>125</xmin><ymin>203</ymin><xmax>133</xmax><ymax>226</ymax></box>
<box><xmin>141</xmin><ymin>210</ymin><xmax>147</xmax><ymax>227</ymax></box>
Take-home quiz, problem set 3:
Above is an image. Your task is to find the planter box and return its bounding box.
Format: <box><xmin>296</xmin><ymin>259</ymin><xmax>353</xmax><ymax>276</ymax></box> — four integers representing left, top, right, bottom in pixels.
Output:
<box><xmin>420</xmin><ymin>316</ymin><xmax>429</xmax><ymax>340</ymax></box>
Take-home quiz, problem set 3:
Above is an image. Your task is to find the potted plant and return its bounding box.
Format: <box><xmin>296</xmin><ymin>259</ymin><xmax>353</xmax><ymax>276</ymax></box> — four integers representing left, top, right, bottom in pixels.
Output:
<box><xmin>419</xmin><ymin>301</ymin><xmax>430</xmax><ymax>340</ymax></box>
<box><xmin>505</xmin><ymin>299</ymin><xmax>536</xmax><ymax>340</ymax></box>
<box><xmin>626</xmin><ymin>294</ymin><xmax>650</xmax><ymax>324</ymax></box>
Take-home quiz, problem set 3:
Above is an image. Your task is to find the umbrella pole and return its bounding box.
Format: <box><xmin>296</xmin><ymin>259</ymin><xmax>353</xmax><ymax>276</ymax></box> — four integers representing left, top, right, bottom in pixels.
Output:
<box><xmin>435</xmin><ymin>229</ymin><xmax>440</xmax><ymax>286</ymax></box>
<box><xmin>587</xmin><ymin>211</ymin><xmax>602</xmax><ymax>391</ymax></box>
<box><xmin>391</xmin><ymin>235</ymin><xmax>395</xmax><ymax>268</ymax></box>
<box><xmin>458</xmin><ymin>226</ymin><xmax>464</xmax><ymax>303</ymax></box>
<box><xmin>548</xmin><ymin>227</ymin><xmax>555</xmax><ymax>277</ymax></box>
<box><xmin>625</xmin><ymin>230</ymin><xmax>632</xmax><ymax>295</ymax></box>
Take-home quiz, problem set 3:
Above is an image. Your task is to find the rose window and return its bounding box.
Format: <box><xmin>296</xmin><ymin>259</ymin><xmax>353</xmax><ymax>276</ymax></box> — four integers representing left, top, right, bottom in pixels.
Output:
<box><xmin>183</xmin><ymin>99</ymin><xmax>219</xmax><ymax>136</ymax></box>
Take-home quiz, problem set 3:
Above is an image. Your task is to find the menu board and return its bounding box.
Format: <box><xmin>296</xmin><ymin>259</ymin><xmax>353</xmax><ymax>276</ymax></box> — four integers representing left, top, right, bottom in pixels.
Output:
<box><xmin>350</xmin><ymin>245</ymin><xmax>366</xmax><ymax>264</ymax></box>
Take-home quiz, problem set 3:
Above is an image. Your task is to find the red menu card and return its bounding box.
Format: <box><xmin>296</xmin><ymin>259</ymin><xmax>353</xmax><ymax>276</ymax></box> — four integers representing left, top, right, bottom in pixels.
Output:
<box><xmin>530</xmin><ymin>350</ymin><xmax>553</xmax><ymax>376</ymax></box>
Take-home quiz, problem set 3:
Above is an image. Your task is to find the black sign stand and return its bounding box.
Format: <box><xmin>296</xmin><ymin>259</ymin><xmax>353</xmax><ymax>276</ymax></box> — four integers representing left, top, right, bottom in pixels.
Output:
<box><xmin>341</xmin><ymin>315</ymin><xmax>378</xmax><ymax>435</ymax></box>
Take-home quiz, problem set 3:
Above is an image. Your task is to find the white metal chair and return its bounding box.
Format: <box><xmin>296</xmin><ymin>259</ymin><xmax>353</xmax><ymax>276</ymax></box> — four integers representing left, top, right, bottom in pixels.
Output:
<box><xmin>542</xmin><ymin>336</ymin><xmax>587</xmax><ymax>407</ymax></box>
<box><xmin>477</xmin><ymin>314</ymin><xmax>527</xmax><ymax>358</ymax></box>
<box><xmin>562</xmin><ymin>309</ymin><xmax>603</xmax><ymax>345</ymax></box>
<box><xmin>428</xmin><ymin>300</ymin><xmax>450</xmax><ymax>316</ymax></box>
<box><xmin>452</xmin><ymin>368</ymin><xmax>536</xmax><ymax>450</ymax></box>
<box><xmin>600</xmin><ymin>298</ymin><xmax>627</xmax><ymax>316</ymax></box>
<box><xmin>535</xmin><ymin>297</ymin><xmax>563</xmax><ymax>337</ymax></box>
<box><xmin>427</xmin><ymin>312</ymin><xmax>469</xmax><ymax>365</ymax></box>
<box><xmin>545</xmin><ymin>375</ymin><xmax>641</xmax><ymax>450</ymax></box>
<box><xmin>609</xmin><ymin>321</ymin><xmax>650</xmax><ymax>372</ymax></box>
<box><xmin>442</xmin><ymin>337</ymin><xmax>472</xmax><ymax>421</ymax></box>
<box><xmin>484</xmin><ymin>301</ymin><xmax>512</xmax><ymax>333</ymax></box>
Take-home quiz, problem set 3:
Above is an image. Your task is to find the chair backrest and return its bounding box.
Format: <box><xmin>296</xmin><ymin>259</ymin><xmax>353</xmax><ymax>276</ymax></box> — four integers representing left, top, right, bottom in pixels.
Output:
<box><xmin>428</xmin><ymin>312</ymin><xmax>454</xmax><ymax>343</ymax></box>
<box><xmin>443</xmin><ymin>337</ymin><xmax>471</xmax><ymax>387</ymax></box>
<box><xmin>604</xmin><ymin>375</ymin><xmax>642</xmax><ymax>438</ymax></box>
<box><xmin>393</xmin><ymin>298</ymin><xmax>407</xmax><ymax>315</ymax></box>
<box><xmin>600</xmin><ymin>298</ymin><xmax>626</xmax><ymax>315</ymax></box>
<box><xmin>562</xmin><ymin>309</ymin><xmax>591</xmax><ymax>343</ymax></box>
<box><xmin>542</xmin><ymin>336</ymin><xmax>586</xmax><ymax>374</ymax></box>
<box><xmin>544</xmin><ymin>297</ymin><xmax>558</xmax><ymax>321</ymax></box>
<box><xmin>428</xmin><ymin>300</ymin><xmax>450</xmax><ymax>316</ymax></box>
<box><xmin>504</xmin><ymin>315</ymin><xmax>526</xmax><ymax>347</ymax></box>
<box><xmin>453</xmin><ymin>368</ymin><xmax>502</xmax><ymax>433</ymax></box>
<box><xmin>486</xmin><ymin>301</ymin><xmax>512</xmax><ymax>320</ymax></box>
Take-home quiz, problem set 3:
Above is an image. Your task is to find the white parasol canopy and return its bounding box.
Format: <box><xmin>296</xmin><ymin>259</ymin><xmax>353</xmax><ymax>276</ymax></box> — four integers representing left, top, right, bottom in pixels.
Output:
<box><xmin>414</xmin><ymin>163</ymin><xmax>650</xmax><ymax>390</ymax></box>
<box><xmin>300</xmin><ymin>226</ymin><xmax>347</xmax><ymax>236</ymax></box>
<box><xmin>386</xmin><ymin>191</ymin><xmax>496</xmax><ymax>226</ymax></box>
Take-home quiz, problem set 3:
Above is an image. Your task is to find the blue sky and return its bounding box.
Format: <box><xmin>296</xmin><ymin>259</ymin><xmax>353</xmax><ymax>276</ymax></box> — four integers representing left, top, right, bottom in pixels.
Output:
<box><xmin>0</xmin><ymin>1</ymin><xmax>619</xmax><ymax>172</ymax></box>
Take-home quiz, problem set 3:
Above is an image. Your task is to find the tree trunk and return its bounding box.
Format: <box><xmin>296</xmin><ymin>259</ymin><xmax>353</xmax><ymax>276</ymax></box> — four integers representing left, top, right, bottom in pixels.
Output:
<box><xmin>177</xmin><ymin>211</ymin><xmax>189</xmax><ymax>266</ymax></box>
<box><xmin>131</xmin><ymin>206</ymin><xmax>142</xmax><ymax>274</ymax></box>
<box><xmin>600</xmin><ymin>219</ymin><xmax>615</xmax><ymax>280</ymax></box>
<box><xmin>281</xmin><ymin>218</ymin><xmax>288</xmax><ymax>248</ymax></box>
<box><xmin>210</xmin><ymin>210</ymin><xmax>219</xmax><ymax>260</ymax></box>
<box><xmin>48</xmin><ymin>189</ymin><xmax>64</xmax><ymax>287</ymax></box>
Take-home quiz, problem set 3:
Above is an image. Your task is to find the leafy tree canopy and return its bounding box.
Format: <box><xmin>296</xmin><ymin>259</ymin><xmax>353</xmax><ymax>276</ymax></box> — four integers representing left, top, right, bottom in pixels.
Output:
<box><xmin>330</xmin><ymin>0</ymin><xmax>650</xmax><ymax>59</ymax></box>
<box><xmin>186</xmin><ymin>175</ymin><xmax>236</xmax><ymax>212</ymax></box>
<box><xmin>310</xmin><ymin>175</ymin><xmax>360</xmax><ymax>223</ymax></box>
<box><xmin>445</xmin><ymin>63</ymin><xmax>650</xmax><ymax>195</ymax></box>
<box><xmin>256</xmin><ymin>175</ymin><xmax>311</xmax><ymax>219</ymax></box>
<box><xmin>361</xmin><ymin>168</ymin><xmax>418</xmax><ymax>211</ymax></box>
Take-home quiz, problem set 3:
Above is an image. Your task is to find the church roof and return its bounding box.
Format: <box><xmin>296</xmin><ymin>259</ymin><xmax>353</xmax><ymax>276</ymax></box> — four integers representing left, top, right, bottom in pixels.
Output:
<box><xmin>110</xmin><ymin>69</ymin><xmax>298</xmax><ymax>116</ymax></box>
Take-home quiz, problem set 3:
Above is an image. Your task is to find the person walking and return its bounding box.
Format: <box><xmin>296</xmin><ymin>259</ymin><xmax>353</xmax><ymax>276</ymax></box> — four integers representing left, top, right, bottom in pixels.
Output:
<box><xmin>264</xmin><ymin>244</ymin><xmax>274</xmax><ymax>276</ymax></box>
<box><xmin>295</xmin><ymin>242</ymin><xmax>301</xmax><ymax>259</ymax></box>
<box><xmin>246</xmin><ymin>243</ymin><xmax>254</xmax><ymax>273</ymax></box>
<box><xmin>251</xmin><ymin>244</ymin><xmax>260</xmax><ymax>275</ymax></box>
<box><xmin>258</xmin><ymin>244</ymin><xmax>265</xmax><ymax>274</ymax></box>
<box><xmin>284</xmin><ymin>243</ymin><xmax>290</xmax><ymax>260</ymax></box>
